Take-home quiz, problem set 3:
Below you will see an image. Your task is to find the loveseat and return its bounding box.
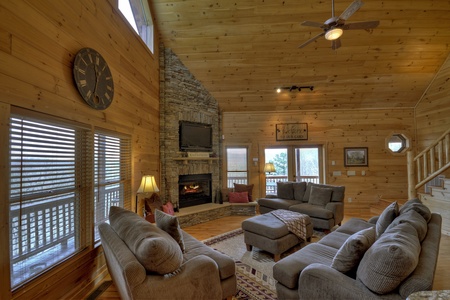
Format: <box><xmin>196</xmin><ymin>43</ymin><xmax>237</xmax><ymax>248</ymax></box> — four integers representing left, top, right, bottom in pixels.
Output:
<box><xmin>258</xmin><ymin>181</ymin><xmax>345</xmax><ymax>230</ymax></box>
<box><xmin>99</xmin><ymin>206</ymin><xmax>236</xmax><ymax>300</ymax></box>
<box><xmin>273</xmin><ymin>198</ymin><xmax>442</xmax><ymax>300</ymax></box>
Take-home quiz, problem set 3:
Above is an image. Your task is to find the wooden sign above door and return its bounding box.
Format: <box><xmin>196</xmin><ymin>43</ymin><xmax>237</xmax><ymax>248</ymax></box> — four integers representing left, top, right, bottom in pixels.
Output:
<box><xmin>276</xmin><ymin>123</ymin><xmax>308</xmax><ymax>141</ymax></box>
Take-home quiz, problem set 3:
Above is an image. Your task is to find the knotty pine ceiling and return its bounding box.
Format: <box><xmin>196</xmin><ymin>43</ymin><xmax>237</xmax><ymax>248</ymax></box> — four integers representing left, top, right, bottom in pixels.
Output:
<box><xmin>150</xmin><ymin>0</ymin><xmax>450</xmax><ymax>112</ymax></box>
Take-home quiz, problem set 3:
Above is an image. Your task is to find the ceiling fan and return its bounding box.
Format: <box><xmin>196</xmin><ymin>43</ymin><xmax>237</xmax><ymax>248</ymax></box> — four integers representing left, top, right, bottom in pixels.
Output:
<box><xmin>299</xmin><ymin>0</ymin><xmax>379</xmax><ymax>50</ymax></box>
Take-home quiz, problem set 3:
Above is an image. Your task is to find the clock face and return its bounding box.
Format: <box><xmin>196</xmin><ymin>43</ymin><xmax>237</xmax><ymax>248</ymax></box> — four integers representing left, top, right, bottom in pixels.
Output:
<box><xmin>73</xmin><ymin>48</ymin><xmax>114</xmax><ymax>110</ymax></box>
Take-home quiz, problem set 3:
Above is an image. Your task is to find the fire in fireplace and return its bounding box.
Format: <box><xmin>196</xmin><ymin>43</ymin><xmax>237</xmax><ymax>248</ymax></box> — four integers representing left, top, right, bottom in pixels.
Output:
<box><xmin>178</xmin><ymin>173</ymin><xmax>212</xmax><ymax>208</ymax></box>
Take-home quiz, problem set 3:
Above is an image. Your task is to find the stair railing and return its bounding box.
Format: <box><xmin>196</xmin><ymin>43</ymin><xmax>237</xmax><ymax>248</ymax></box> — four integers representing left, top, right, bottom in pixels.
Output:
<box><xmin>407</xmin><ymin>127</ymin><xmax>450</xmax><ymax>198</ymax></box>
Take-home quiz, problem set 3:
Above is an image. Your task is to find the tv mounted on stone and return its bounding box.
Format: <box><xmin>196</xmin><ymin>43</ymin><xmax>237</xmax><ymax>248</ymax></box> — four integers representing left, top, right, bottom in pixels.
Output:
<box><xmin>179</xmin><ymin>121</ymin><xmax>213</xmax><ymax>152</ymax></box>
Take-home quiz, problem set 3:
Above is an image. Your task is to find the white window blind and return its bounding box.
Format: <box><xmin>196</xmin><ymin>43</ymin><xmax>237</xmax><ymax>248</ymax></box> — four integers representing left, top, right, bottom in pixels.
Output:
<box><xmin>226</xmin><ymin>147</ymin><xmax>248</xmax><ymax>188</ymax></box>
<box><xmin>94</xmin><ymin>130</ymin><xmax>131</xmax><ymax>242</ymax></box>
<box><xmin>9</xmin><ymin>112</ymin><xmax>91</xmax><ymax>288</ymax></box>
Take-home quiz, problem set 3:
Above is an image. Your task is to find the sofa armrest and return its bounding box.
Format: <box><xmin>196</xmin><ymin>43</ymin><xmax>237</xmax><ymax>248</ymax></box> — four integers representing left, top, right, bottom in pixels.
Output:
<box><xmin>134</xmin><ymin>255</ymin><xmax>223</xmax><ymax>299</ymax></box>
<box><xmin>298</xmin><ymin>264</ymin><xmax>381</xmax><ymax>300</ymax></box>
<box><xmin>264</xmin><ymin>194</ymin><xmax>278</xmax><ymax>198</ymax></box>
<box><xmin>325</xmin><ymin>202</ymin><xmax>344</xmax><ymax>225</ymax></box>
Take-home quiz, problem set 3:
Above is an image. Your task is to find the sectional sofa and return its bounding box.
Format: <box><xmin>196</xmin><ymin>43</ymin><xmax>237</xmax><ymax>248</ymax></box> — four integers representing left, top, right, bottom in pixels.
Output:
<box><xmin>258</xmin><ymin>181</ymin><xmax>345</xmax><ymax>230</ymax></box>
<box><xmin>273</xmin><ymin>198</ymin><xmax>442</xmax><ymax>300</ymax></box>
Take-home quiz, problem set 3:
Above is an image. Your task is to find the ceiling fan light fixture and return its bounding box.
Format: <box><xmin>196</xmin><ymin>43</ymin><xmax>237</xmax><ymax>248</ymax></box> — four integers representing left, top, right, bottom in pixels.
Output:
<box><xmin>325</xmin><ymin>28</ymin><xmax>343</xmax><ymax>40</ymax></box>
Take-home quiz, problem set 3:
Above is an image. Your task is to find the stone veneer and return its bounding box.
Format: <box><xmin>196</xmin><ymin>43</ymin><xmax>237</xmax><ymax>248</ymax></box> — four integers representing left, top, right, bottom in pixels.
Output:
<box><xmin>159</xmin><ymin>45</ymin><xmax>221</xmax><ymax>211</ymax></box>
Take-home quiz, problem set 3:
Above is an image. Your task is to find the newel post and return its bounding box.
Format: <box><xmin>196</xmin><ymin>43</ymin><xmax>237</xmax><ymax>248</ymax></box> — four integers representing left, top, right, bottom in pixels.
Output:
<box><xmin>407</xmin><ymin>150</ymin><xmax>416</xmax><ymax>199</ymax></box>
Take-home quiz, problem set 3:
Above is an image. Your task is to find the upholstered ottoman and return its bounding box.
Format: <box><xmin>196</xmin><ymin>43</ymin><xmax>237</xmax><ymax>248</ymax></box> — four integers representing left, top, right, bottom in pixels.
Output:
<box><xmin>242</xmin><ymin>211</ymin><xmax>313</xmax><ymax>261</ymax></box>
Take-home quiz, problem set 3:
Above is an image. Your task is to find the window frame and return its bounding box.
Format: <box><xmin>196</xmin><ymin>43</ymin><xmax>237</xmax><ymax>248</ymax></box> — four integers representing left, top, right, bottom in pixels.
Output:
<box><xmin>6</xmin><ymin>107</ymin><xmax>131</xmax><ymax>289</ymax></box>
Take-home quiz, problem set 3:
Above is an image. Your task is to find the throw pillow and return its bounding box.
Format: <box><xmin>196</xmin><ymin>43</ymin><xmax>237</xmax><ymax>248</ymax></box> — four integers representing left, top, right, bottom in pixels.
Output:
<box><xmin>386</xmin><ymin>209</ymin><xmax>428</xmax><ymax>242</ymax></box>
<box><xmin>375</xmin><ymin>201</ymin><xmax>398</xmax><ymax>237</ymax></box>
<box><xmin>109</xmin><ymin>206</ymin><xmax>183</xmax><ymax>274</ymax></box>
<box><xmin>308</xmin><ymin>186</ymin><xmax>333</xmax><ymax>206</ymax></box>
<box><xmin>228</xmin><ymin>191</ymin><xmax>249</xmax><ymax>203</ymax></box>
<box><xmin>293</xmin><ymin>182</ymin><xmax>307</xmax><ymax>201</ymax></box>
<box><xmin>400</xmin><ymin>202</ymin><xmax>432</xmax><ymax>223</ymax></box>
<box><xmin>357</xmin><ymin>222</ymin><xmax>421</xmax><ymax>294</ymax></box>
<box><xmin>162</xmin><ymin>201</ymin><xmax>175</xmax><ymax>215</ymax></box>
<box><xmin>277</xmin><ymin>181</ymin><xmax>294</xmax><ymax>199</ymax></box>
<box><xmin>234</xmin><ymin>183</ymin><xmax>254</xmax><ymax>201</ymax></box>
<box><xmin>155</xmin><ymin>209</ymin><xmax>185</xmax><ymax>252</ymax></box>
<box><xmin>331</xmin><ymin>227</ymin><xmax>376</xmax><ymax>273</ymax></box>
<box><xmin>399</xmin><ymin>198</ymin><xmax>422</xmax><ymax>214</ymax></box>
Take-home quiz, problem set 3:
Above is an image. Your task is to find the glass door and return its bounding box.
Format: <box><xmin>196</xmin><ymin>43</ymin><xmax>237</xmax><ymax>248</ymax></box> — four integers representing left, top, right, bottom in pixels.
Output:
<box><xmin>264</xmin><ymin>146</ymin><xmax>323</xmax><ymax>195</ymax></box>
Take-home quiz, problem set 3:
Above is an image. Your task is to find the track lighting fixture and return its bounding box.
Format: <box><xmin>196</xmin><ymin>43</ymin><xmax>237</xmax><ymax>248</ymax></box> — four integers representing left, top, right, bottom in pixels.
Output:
<box><xmin>276</xmin><ymin>85</ymin><xmax>314</xmax><ymax>93</ymax></box>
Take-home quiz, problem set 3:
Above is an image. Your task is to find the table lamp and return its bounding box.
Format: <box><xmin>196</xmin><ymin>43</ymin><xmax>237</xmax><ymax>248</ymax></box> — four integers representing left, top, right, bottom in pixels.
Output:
<box><xmin>135</xmin><ymin>175</ymin><xmax>159</xmax><ymax>214</ymax></box>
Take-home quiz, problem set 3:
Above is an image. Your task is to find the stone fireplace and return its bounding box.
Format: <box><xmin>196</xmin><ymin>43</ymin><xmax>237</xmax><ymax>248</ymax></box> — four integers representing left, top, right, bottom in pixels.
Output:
<box><xmin>159</xmin><ymin>46</ymin><xmax>221</xmax><ymax>211</ymax></box>
<box><xmin>178</xmin><ymin>173</ymin><xmax>212</xmax><ymax>208</ymax></box>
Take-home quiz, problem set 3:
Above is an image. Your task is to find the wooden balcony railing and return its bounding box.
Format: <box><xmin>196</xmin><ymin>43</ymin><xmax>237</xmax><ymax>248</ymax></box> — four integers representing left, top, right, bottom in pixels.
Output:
<box><xmin>408</xmin><ymin>127</ymin><xmax>450</xmax><ymax>197</ymax></box>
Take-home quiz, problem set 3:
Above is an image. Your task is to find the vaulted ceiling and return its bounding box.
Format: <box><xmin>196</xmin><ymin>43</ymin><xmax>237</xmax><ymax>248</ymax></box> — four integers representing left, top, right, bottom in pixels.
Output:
<box><xmin>150</xmin><ymin>0</ymin><xmax>450</xmax><ymax>112</ymax></box>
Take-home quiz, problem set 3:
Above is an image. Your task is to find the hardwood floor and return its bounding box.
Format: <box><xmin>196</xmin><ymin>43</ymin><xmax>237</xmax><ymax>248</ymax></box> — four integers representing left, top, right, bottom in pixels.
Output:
<box><xmin>84</xmin><ymin>215</ymin><xmax>450</xmax><ymax>299</ymax></box>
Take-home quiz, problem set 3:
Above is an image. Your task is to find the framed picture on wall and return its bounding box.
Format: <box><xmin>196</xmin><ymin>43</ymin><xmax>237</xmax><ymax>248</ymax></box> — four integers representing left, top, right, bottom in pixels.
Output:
<box><xmin>344</xmin><ymin>147</ymin><xmax>368</xmax><ymax>167</ymax></box>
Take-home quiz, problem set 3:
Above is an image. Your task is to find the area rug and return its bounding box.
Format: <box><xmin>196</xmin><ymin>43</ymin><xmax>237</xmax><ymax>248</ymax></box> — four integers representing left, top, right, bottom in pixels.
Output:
<box><xmin>203</xmin><ymin>228</ymin><xmax>326</xmax><ymax>300</ymax></box>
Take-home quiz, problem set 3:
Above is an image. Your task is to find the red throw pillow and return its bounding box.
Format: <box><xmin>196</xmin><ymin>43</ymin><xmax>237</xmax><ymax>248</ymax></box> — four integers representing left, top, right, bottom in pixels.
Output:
<box><xmin>234</xmin><ymin>183</ymin><xmax>254</xmax><ymax>201</ymax></box>
<box><xmin>228</xmin><ymin>191</ymin><xmax>249</xmax><ymax>203</ymax></box>
<box><xmin>162</xmin><ymin>201</ymin><xmax>175</xmax><ymax>215</ymax></box>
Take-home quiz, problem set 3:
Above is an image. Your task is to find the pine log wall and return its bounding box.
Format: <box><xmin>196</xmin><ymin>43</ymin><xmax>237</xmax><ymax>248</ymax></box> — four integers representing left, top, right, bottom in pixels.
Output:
<box><xmin>222</xmin><ymin>109</ymin><xmax>415</xmax><ymax>218</ymax></box>
<box><xmin>0</xmin><ymin>0</ymin><xmax>160</xmax><ymax>299</ymax></box>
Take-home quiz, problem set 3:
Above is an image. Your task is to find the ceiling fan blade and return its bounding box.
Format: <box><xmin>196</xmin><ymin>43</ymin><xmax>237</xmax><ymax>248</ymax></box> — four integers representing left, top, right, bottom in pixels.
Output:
<box><xmin>298</xmin><ymin>32</ymin><xmax>326</xmax><ymax>48</ymax></box>
<box><xmin>332</xmin><ymin>38</ymin><xmax>342</xmax><ymax>50</ymax></box>
<box><xmin>343</xmin><ymin>20</ymin><xmax>380</xmax><ymax>30</ymax></box>
<box><xmin>339</xmin><ymin>0</ymin><xmax>364</xmax><ymax>21</ymax></box>
<box><xmin>301</xmin><ymin>21</ymin><xmax>325</xmax><ymax>28</ymax></box>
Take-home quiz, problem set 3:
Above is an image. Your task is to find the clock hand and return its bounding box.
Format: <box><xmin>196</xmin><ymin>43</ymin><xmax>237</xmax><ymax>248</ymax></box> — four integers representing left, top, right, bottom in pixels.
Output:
<box><xmin>93</xmin><ymin>63</ymin><xmax>101</xmax><ymax>97</ymax></box>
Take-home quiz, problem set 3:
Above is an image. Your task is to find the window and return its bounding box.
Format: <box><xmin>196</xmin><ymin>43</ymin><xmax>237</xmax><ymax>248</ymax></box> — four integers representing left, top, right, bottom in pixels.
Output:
<box><xmin>119</xmin><ymin>0</ymin><xmax>154</xmax><ymax>53</ymax></box>
<box><xmin>8</xmin><ymin>109</ymin><xmax>130</xmax><ymax>288</ymax></box>
<box><xmin>386</xmin><ymin>133</ymin><xmax>409</xmax><ymax>154</ymax></box>
<box><xmin>226</xmin><ymin>147</ymin><xmax>248</xmax><ymax>188</ymax></box>
<box><xmin>94</xmin><ymin>131</ymin><xmax>131</xmax><ymax>242</ymax></box>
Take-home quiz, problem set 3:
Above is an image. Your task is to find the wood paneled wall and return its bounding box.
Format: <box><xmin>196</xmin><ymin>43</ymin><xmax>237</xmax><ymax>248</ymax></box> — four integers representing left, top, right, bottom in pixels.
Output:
<box><xmin>222</xmin><ymin>109</ymin><xmax>415</xmax><ymax>217</ymax></box>
<box><xmin>0</xmin><ymin>0</ymin><xmax>160</xmax><ymax>298</ymax></box>
<box><xmin>415</xmin><ymin>53</ymin><xmax>450</xmax><ymax>152</ymax></box>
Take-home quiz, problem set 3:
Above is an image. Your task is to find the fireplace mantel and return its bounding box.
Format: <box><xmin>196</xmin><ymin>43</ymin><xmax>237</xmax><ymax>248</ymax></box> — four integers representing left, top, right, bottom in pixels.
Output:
<box><xmin>174</xmin><ymin>157</ymin><xmax>219</xmax><ymax>164</ymax></box>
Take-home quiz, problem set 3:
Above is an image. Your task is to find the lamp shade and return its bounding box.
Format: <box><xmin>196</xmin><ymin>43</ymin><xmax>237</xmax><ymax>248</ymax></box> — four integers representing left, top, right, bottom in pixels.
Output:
<box><xmin>137</xmin><ymin>175</ymin><xmax>159</xmax><ymax>194</ymax></box>
<box><xmin>264</xmin><ymin>162</ymin><xmax>276</xmax><ymax>173</ymax></box>
<box><xmin>325</xmin><ymin>28</ymin><xmax>343</xmax><ymax>41</ymax></box>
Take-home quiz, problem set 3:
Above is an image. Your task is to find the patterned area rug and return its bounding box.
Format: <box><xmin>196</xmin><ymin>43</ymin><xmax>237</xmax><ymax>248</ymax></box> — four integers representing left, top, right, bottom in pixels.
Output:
<box><xmin>203</xmin><ymin>228</ymin><xmax>326</xmax><ymax>300</ymax></box>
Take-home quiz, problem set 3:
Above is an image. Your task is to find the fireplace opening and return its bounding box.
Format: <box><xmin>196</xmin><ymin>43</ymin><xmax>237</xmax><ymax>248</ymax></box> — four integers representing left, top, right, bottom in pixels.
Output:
<box><xmin>178</xmin><ymin>173</ymin><xmax>212</xmax><ymax>208</ymax></box>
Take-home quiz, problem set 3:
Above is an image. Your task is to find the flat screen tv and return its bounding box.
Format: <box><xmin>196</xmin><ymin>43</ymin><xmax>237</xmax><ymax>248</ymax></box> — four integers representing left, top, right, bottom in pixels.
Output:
<box><xmin>179</xmin><ymin>121</ymin><xmax>213</xmax><ymax>152</ymax></box>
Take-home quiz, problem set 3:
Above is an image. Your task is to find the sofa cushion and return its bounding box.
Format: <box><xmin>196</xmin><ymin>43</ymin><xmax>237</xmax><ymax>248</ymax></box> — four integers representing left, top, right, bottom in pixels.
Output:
<box><xmin>357</xmin><ymin>222</ymin><xmax>421</xmax><ymax>294</ymax></box>
<box><xmin>277</xmin><ymin>182</ymin><xmax>294</xmax><ymax>199</ymax></box>
<box><xmin>375</xmin><ymin>201</ymin><xmax>398</xmax><ymax>237</ymax></box>
<box><xmin>228</xmin><ymin>191</ymin><xmax>249</xmax><ymax>203</ymax></box>
<box><xmin>155</xmin><ymin>209</ymin><xmax>185</xmax><ymax>252</ymax></box>
<box><xmin>293</xmin><ymin>182</ymin><xmax>307</xmax><ymax>201</ymax></box>
<box><xmin>258</xmin><ymin>198</ymin><xmax>299</xmax><ymax>210</ymax></box>
<box><xmin>109</xmin><ymin>206</ymin><xmax>183</xmax><ymax>275</ymax></box>
<box><xmin>234</xmin><ymin>183</ymin><xmax>254</xmax><ymax>201</ymax></box>
<box><xmin>308</xmin><ymin>186</ymin><xmax>333</xmax><ymax>206</ymax></box>
<box><xmin>331</xmin><ymin>227</ymin><xmax>376</xmax><ymax>273</ymax></box>
<box><xmin>289</xmin><ymin>203</ymin><xmax>334</xmax><ymax>220</ymax></box>
<box><xmin>386</xmin><ymin>209</ymin><xmax>428</xmax><ymax>242</ymax></box>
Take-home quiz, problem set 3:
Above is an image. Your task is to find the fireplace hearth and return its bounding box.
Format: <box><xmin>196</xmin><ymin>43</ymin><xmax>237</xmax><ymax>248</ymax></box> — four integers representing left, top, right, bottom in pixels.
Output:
<box><xmin>178</xmin><ymin>173</ymin><xmax>212</xmax><ymax>208</ymax></box>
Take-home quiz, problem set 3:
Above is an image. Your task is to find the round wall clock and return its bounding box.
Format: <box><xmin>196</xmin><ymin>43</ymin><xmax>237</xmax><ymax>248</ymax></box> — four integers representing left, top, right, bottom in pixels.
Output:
<box><xmin>73</xmin><ymin>48</ymin><xmax>114</xmax><ymax>110</ymax></box>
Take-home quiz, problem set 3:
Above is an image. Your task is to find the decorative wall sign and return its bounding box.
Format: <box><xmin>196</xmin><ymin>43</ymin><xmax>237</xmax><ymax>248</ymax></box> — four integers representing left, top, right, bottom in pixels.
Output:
<box><xmin>344</xmin><ymin>147</ymin><xmax>368</xmax><ymax>167</ymax></box>
<box><xmin>276</xmin><ymin>123</ymin><xmax>308</xmax><ymax>141</ymax></box>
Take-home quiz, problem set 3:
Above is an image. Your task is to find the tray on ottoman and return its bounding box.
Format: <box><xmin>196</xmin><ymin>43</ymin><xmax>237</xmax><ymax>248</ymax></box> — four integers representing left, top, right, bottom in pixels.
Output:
<box><xmin>241</xmin><ymin>210</ymin><xmax>313</xmax><ymax>261</ymax></box>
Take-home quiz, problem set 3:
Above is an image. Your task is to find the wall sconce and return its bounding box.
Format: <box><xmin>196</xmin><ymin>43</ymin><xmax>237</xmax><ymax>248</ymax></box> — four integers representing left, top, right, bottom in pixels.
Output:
<box><xmin>276</xmin><ymin>85</ymin><xmax>314</xmax><ymax>93</ymax></box>
<box><xmin>135</xmin><ymin>175</ymin><xmax>159</xmax><ymax>214</ymax></box>
<box><xmin>264</xmin><ymin>162</ymin><xmax>276</xmax><ymax>174</ymax></box>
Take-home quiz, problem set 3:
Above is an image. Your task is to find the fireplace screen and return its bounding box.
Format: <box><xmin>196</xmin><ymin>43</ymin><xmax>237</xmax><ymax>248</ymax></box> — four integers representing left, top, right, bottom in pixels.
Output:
<box><xmin>178</xmin><ymin>173</ymin><xmax>212</xmax><ymax>208</ymax></box>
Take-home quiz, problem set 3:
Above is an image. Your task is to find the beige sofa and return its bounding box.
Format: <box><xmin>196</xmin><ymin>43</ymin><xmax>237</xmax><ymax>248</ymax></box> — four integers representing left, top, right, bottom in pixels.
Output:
<box><xmin>273</xmin><ymin>198</ymin><xmax>442</xmax><ymax>300</ymax></box>
<box><xmin>99</xmin><ymin>206</ymin><xmax>236</xmax><ymax>300</ymax></box>
<box><xmin>258</xmin><ymin>181</ymin><xmax>345</xmax><ymax>230</ymax></box>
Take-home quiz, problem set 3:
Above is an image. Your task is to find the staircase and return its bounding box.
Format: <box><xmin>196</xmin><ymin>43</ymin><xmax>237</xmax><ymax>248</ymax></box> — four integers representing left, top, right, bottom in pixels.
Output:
<box><xmin>407</xmin><ymin>127</ymin><xmax>450</xmax><ymax>236</ymax></box>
